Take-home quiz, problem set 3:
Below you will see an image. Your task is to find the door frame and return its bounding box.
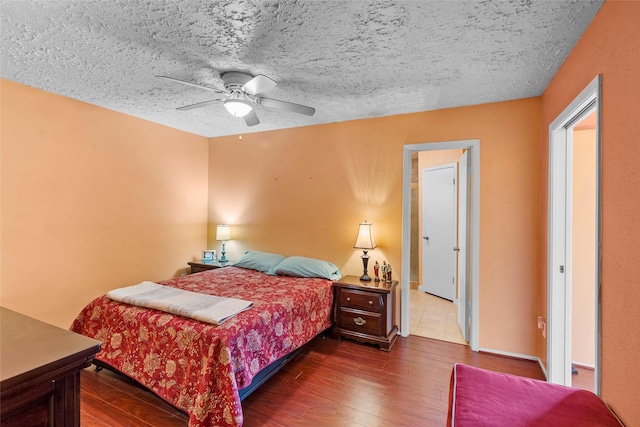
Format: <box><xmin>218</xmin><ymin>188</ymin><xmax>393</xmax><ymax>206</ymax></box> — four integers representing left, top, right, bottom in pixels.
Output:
<box><xmin>547</xmin><ymin>75</ymin><xmax>602</xmax><ymax>392</ymax></box>
<box><xmin>401</xmin><ymin>140</ymin><xmax>480</xmax><ymax>351</ymax></box>
<box><xmin>419</xmin><ymin>162</ymin><xmax>458</xmax><ymax>301</ymax></box>
<box><xmin>457</xmin><ymin>150</ymin><xmax>470</xmax><ymax>341</ymax></box>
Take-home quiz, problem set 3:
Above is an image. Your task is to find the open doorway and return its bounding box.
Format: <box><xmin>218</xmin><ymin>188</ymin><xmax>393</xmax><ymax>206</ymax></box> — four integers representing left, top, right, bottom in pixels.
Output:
<box><xmin>401</xmin><ymin>140</ymin><xmax>480</xmax><ymax>351</ymax></box>
<box><xmin>547</xmin><ymin>76</ymin><xmax>601</xmax><ymax>394</ymax></box>
<box><xmin>411</xmin><ymin>152</ymin><xmax>464</xmax><ymax>344</ymax></box>
<box><xmin>570</xmin><ymin>111</ymin><xmax>597</xmax><ymax>392</ymax></box>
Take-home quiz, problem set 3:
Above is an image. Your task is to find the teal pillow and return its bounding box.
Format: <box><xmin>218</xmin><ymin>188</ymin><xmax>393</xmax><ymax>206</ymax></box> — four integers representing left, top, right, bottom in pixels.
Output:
<box><xmin>273</xmin><ymin>256</ymin><xmax>342</xmax><ymax>281</ymax></box>
<box><xmin>234</xmin><ymin>251</ymin><xmax>285</xmax><ymax>274</ymax></box>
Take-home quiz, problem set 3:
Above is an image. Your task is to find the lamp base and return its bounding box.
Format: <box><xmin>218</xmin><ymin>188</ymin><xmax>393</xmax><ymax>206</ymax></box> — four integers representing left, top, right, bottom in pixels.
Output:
<box><xmin>359</xmin><ymin>250</ymin><xmax>372</xmax><ymax>282</ymax></box>
<box><xmin>220</xmin><ymin>241</ymin><xmax>228</xmax><ymax>263</ymax></box>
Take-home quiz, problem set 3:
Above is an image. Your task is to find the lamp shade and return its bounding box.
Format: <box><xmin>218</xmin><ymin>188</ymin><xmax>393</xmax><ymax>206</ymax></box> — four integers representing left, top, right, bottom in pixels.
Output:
<box><xmin>353</xmin><ymin>221</ymin><xmax>376</xmax><ymax>249</ymax></box>
<box><xmin>216</xmin><ymin>225</ymin><xmax>231</xmax><ymax>241</ymax></box>
<box><xmin>223</xmin><ymin>99</ymin><xmax>253</xmax><ymax>117</ymax></box>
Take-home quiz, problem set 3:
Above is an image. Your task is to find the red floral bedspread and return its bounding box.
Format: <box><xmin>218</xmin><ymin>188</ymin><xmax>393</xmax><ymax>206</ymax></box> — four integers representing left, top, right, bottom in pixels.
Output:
<box><xmin>70</xmin><ymin>267</ymin><xmax>334</xmax><ymax>427</ymax></box>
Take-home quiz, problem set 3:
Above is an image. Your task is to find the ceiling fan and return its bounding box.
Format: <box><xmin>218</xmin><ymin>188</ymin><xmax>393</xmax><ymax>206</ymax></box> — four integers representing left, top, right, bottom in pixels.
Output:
<box><xmin>156</xmin><ymin>72</ymin><xmax>315</xmax><ymax>126</ymax></box>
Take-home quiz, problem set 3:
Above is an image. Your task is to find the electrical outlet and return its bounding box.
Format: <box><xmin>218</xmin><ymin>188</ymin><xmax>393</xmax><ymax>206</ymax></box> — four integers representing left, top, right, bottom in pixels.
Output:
<box><xmin>537</xmin><ymin>316</ymin><xmax>547</xmax><ymax>338</ymax></box>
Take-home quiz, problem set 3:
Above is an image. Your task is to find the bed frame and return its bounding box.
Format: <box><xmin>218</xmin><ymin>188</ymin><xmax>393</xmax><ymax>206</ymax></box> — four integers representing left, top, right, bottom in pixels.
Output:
<box><xmin>237</xmin><ymin>344</ymin><xmax>306</xmax><ymax>400</ymax></box>
<box><xmin>93</xmin><ymin>333</ymin><xmax>323</xmax><ymax>404</ymax></box>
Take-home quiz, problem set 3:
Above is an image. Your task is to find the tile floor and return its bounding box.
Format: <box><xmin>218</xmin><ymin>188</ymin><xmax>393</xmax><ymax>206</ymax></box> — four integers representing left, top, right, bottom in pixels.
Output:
<box><xmin>410</xmin><ymin>288</ymin><xmax>467</xmax><ymax>344</ymax></box>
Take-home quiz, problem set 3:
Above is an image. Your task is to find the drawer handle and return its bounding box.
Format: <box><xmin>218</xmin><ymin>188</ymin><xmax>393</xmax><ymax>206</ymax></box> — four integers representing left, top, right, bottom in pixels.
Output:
<box><xmin>346</xmin><ymin>297</ymin><xmax>351</xmax><ymax>302</ymax></box>
<box><xmin>369</xmin><ymin>300</ymin><xmax>373</xmax><ymax>305</ymax></box>
<box><xmin>354</xmin><ymin>317</ymin><xmax>366</xmax><ymax>326</ymax></box>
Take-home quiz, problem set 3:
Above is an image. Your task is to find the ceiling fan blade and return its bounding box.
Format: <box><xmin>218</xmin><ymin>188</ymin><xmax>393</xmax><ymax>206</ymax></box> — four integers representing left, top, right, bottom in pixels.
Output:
<box><xmin>156</xmin><ymin>75</ymin><xmax>226</xmax><ymax>95</ymax></box>
<box><xmin>243</xmin><ymin>75</ymin><xmax>277</xmax><ymax>95</ymax></box>
<box><xmin>243</xmin><ymin>109</ymin><xmax>260</xmax><ymax>126</ymax></box>
<box><xmin>176</xmin><ymin>99</ymin><xmax>224</xmax><ymax>111</ymax></box>
<box><xmin>258</xmin><ymin>97</ymin><xmax>316</xmax><ymax>116</ymax></box>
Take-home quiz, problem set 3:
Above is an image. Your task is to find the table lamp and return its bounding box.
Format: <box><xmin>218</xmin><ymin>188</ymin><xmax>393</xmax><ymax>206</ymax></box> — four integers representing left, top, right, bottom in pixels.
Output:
<box><xmin>353</xmin><ymin>221</ymin><xmax>376</xmax><ymax>281</ymax></box>
<box><xmin>216</xmin><ymin>225</ymin><xmax>231</xmax><ymax>263</ymax></box>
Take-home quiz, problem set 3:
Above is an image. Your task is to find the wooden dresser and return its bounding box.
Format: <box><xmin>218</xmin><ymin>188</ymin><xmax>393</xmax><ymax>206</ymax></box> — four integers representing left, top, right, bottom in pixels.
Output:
<box><xmin>331</xmin><ymin>275</ymin><xmax>399</xmax><ymax>351</ymax></box>
<box><xmin>0</xmin><ymin>307</ymin><xmax>101</xmax><ymax>427</ymax></box>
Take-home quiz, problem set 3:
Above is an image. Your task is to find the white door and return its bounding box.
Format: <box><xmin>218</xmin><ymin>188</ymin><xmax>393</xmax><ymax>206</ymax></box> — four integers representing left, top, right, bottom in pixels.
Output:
<box><xmin>419</xmin><ymin>164</ymin><xmax>457</xmax><ymax>301</ymax></box>
<box><xmin>457</xmin><ymin>151</ymin><xmax>469</xmax><ymax>341</ymax></box>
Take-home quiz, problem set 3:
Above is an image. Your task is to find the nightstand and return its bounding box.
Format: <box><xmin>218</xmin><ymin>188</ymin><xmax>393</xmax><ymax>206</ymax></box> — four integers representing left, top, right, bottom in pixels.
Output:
<box><xmin>331</xmin><ymin>275</ymin><xmax>399</xmax><ymax>351</ymax></box>
<box><xmin>187</xmin><ymin>260</ymin><xmax>234</xmax><ymax>274</ymax></box>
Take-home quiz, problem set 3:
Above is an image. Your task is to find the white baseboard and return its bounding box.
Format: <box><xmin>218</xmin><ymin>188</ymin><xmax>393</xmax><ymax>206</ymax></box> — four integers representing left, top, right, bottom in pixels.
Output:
<box><xmin>538</xmin><ymin>357</ymin><xmax>548</xmax><ymax>380</ymax></box>
<box><xmin>478</xmin><ymin>347</ymin><xmax>549</xmax><ymax>380</ymax></box>
<box><xmin>571</xmin><ymin>361</ymin><xmax>595</xmax><ymax>370</ymax></box>
<box><xmin>477</xmin><ymin>347</ymin><xmax>538</xmax><ymax>361</ymax></box>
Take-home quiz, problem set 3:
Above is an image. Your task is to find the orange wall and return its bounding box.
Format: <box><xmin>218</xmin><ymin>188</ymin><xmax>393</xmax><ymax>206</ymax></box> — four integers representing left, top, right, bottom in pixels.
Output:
<box><xmin>540</xmin><ymin>0</ymin><xmax>640</xmax><ymax>423</ymax></box>
<box><xmin>209</xmin><ymin>97</ymin><xmax>542</xmax><ymax>355</ymax></box>
<box><xmin>0</xmin><ymin>79</ymin><xmax>209</xmax><ymax>328</ymax></box>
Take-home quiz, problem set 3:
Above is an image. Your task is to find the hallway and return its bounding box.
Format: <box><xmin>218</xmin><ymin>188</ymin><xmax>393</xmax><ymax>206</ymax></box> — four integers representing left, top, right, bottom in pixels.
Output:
<box><xmin>409</xmin><ymin>288</ymin><xmax>466</xmax><ymax>344</ymax></box>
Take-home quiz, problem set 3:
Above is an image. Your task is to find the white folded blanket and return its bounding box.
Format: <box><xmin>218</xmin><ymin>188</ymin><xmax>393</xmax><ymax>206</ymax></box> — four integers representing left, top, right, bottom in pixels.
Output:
<box><xmin>106</xmin><ymin>281</ymin><xmax>253</xmax><ymax>325</ymax></box>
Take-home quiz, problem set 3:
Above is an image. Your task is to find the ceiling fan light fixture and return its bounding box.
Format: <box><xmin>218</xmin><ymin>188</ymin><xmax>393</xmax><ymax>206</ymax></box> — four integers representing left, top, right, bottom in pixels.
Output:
<box><xmin>223</xmin><ymin>99</ymin><xmax>253</xmax><ymax>117</ymax></box>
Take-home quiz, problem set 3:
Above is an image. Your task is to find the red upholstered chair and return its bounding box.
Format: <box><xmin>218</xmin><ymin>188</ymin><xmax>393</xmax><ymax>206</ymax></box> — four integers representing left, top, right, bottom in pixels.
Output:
<box><xmin>447</xmin><ymin>364</ymin><xmax>623</xmax><ymax>427</ymax></box>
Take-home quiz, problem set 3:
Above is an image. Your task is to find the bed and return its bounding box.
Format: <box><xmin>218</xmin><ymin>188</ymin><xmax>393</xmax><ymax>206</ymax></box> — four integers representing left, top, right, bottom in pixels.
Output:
<box><xmin>70</xmin><ymin>259</ymin><xmax>336</xmax><ymax>427</ymax></box>
<box><xmin>447</xmin><ymin>363</ymin><xmax>623</xmax><ymax>426</ymax></box>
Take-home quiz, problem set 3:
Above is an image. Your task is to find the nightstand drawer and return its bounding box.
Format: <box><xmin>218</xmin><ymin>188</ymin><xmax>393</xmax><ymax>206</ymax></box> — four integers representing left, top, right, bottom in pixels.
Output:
<box><xmin>339</xmin><ymin>308</ymin><xmax>381</xmax><ymax>336</ymax></box>
<box><xmin>339</xmin><ymin>289</ymin><xmax>382</xmax><ymax>312</ymax></box>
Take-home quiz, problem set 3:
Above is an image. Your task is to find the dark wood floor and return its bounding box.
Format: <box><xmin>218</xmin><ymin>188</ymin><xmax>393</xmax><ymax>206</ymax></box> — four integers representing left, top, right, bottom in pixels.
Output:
<box><xmin>572</xmin><ymin>364</ymin><xmax>595</xmax><ymax>392</ymax></box>
<box><xmin>81</xmin><ymin>335</ymin><xmax>546</xmax><ymax>426</ymax></box>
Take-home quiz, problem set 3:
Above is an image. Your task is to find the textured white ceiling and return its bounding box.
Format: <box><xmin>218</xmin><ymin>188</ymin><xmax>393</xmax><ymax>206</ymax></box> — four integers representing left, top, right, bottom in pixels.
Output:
<box><xmin>1</xmin><ymin>0</ymin><xmax>603</xmax><ymax>138</ymax></box>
